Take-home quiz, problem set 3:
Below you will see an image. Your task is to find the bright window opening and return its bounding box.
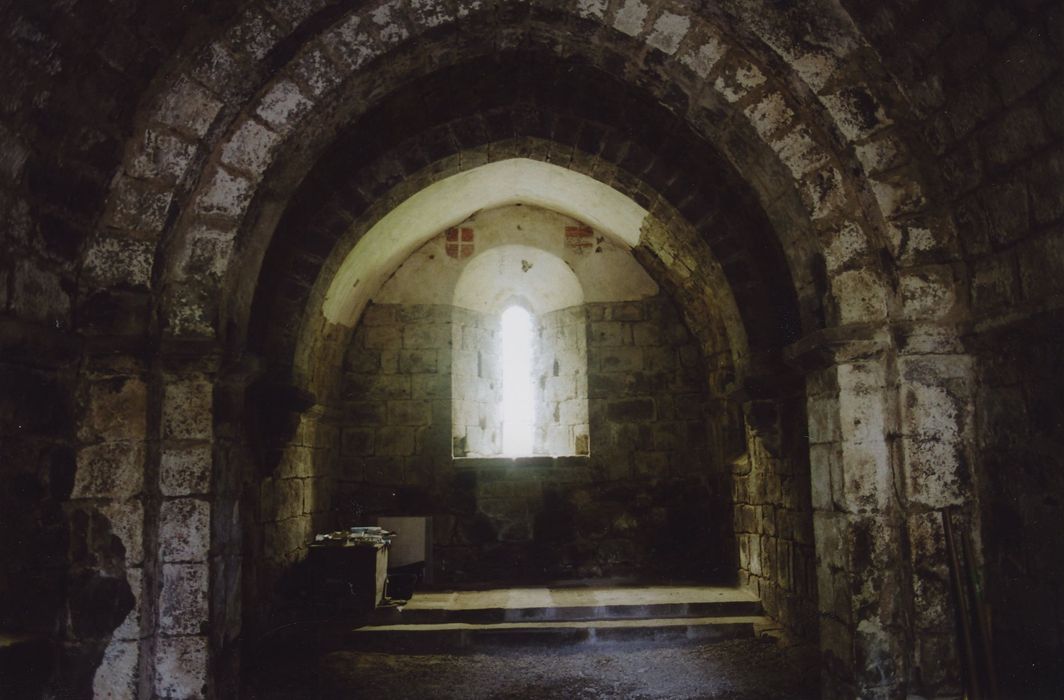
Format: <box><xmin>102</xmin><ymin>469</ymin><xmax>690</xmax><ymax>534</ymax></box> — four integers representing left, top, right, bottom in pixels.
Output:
<box><xmin>450</xmin><ymin>242</ymin><xmax>590</xmax><ymax>459</ymax></box>
<box><xmin>501</xmin><ymin>305</ymin><xmax>534</xmax><ymax>456</ymax></box>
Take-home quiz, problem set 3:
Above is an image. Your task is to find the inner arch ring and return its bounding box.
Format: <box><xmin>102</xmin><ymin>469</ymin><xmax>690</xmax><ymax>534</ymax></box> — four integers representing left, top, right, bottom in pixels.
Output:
<box><xmin>322</xmin><ymin>158</ymin><xmax>648</xmax><ymax>326</ymax></box>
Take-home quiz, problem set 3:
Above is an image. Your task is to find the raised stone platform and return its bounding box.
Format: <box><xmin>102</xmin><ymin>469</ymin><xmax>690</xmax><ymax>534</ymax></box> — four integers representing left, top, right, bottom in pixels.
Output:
<box><xmin>350</xmin><ymin>586</ymin><xmax>774</xmax><ymax>651</ymax></box>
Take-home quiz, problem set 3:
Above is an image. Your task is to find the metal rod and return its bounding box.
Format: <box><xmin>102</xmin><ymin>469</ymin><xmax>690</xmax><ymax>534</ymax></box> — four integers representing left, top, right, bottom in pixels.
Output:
<box><xmin>961</xmin><ymin>523</ymin><xmax>999</xmax><ymax>698</ymax></box>
<box><xmin>943</xmin><ymin>507</ymin><xmax>980</xmax><ymax>700</ymax></box>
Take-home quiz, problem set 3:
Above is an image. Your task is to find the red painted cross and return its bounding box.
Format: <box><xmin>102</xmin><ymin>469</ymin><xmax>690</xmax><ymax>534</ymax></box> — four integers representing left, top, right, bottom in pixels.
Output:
<box><xmin>565</xmin><ymin>225</ymin><xmax>594</xmax><ymax>251</ymax></box>
<box><xmin>445</xmin><ymin>227</ymin><xmax>474</xmax><ymax>259</ymax></box>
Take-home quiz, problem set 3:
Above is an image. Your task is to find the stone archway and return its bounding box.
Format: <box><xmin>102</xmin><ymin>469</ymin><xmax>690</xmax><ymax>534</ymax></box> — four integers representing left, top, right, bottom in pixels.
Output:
<box><xmin>66</xmin><ymin>2</ymin><xmax>976</xmax><ymax>699</ymax></box>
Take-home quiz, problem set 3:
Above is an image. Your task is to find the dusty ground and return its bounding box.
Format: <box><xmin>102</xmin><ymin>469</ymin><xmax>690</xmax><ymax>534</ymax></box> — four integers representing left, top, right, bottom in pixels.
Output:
<box><xmin>248</xmin><ymin>638</ymin><xmax>820</xmax><ymax>699</ymax></box>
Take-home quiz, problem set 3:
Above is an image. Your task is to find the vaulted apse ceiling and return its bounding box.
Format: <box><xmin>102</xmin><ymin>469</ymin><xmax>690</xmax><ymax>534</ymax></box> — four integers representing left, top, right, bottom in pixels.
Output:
<box><xmin>322</xmin><ymin>158</ymin><xmax>646</xmax><ymax>326</ymax></box>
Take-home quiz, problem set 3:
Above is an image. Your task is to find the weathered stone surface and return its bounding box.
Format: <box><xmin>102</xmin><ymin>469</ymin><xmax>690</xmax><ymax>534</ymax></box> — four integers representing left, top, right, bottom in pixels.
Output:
<box><xmin>831</xmin><ymin>269</ymin><xmax>888</xmax><ymax>324</ymax></box>
<box><xmin>338</xmin><ymin>295</ymin><xmax>720</xmax><ymax>584</ymax></box>
<box><xmin>713</xmin><ymin>57</ymin><xmax>766</xmax><ymax>103</ymax></box>
<box><xmin>159</xmin><ymin>563</ymin><xmax>209</xmax><ymax>635</ymax></box>
<box><xmin>589</xmin><ymin>321</ymin><xmax>630</xmax><ymax>346</ymax></box>
<box><xmin>744</xmin><ymin>92</ymin><xmax>795</xmax><ymax>141</ymax></box>
<box><xmin>364</xmin><ymin>324</ymin><xmax>401</xmax><ymax>348</ymax></box>
<box><xmin>822</xmin><ymin>221</ymin><xmax>869</xmax><ymax>274</ymax></box>
<box><xmin>403</xmin><ymin>324</ymin><xmax>450</xmax><ymax>349</ymax></box>
<box><xmin>128</xmin><ymin>129</ymin><xmax>199</xmax><ymax>183</ymax></box>
<box><xmin>808</xmin><ymin>443</ymin><xmax>838</xmax><ymax>511</ymax></box>
<box><xmin>225</xmin><ymin>7</ymin><xmax>284</xmax><ymax>62</ymax></box>
<box><xmin>162</xmin><ymin>377</ymin><xmax>213</xmax><ymax>441</ymax></box>
<box><xmin>3</xmin><ymin>2</ymin><xmax>1063</xmax><ymax>697</ymax></box>
<box><xmin>11</xmin><ymin>259</ymin><xmax>71</xmax><ymax>323</ymax></box>
<box><xmin>837</xmin><ymin>362</ymin><xmax>887</xmax><ymax>445</ymax></box>
<box><xmin>646</xmin><ymin>11</ymin><xmax>689</xmax><ymax>55</ymax></box>
<box><xmin>160</xmin><ymin>444</ymin><xmax>212</xmax><ymax>496</ymax></box>
<box><xmin>375</xmin><ymin>426</ymin><xmax>416</xmax><ymax>456</ymax></box>
<box><xmin>262</xmin><ymin>0</ymin><xmax>327</xmax><ymax>27</ymax></box>
<box><xmin>899</xmin><ymin>266</ymin><xmax>959</xmax><ymax>321</ymax></box>
<box><xmin>261</xmin><ymin>477</ymin><xmax>304</xmax><ymax>521</ymax></box>
<box><xmin>195</xmin><ymin>167</ymin><xmax>253</xmax><ymax>218</ymax></box>
<box><xmin>79</xmin><ymin>377</ymin><xmax>147</xmax><ymax>442</ymax></box>
<box><xmin>595</xmin><ymin>347</ymin><xmax>643</xmax><ymax>373</ymax></box>
<box><xmin>73</xmin><ymin>443</ymin><xmax>144</xmax><ymax>499</ymax></box>
<box><xmin>289</xmin><ymin>46</ymin><xmax>343</xmax><ymax>98</ymax></box>
<box><xmin>221</xmin><ymin>119</ymin><xmax>282</xmax><ymax>176</ymax></box>
<box><xmin>255</xmin><ymin>80</ymin><xmax>313</xmax><ymax>134</ymax></box>
<box><xmin>410</xmin><ymin>0</ymin><xmax>456</xmax><ymax>26</ymax></box>
<box><xmin>154</xmin><ymin>636</ymin><xmax>208</xmax><ymax>699</ymax></box>
<box><xmin>821</xmin><ymin>86</ymin><xmax>891</xmax><ymax>141</ymax></box>
<box><xmin>679</xmin><ymin>33</ymin><xmax>727</xmax><ymax>78</ymax></box>
<box><xmin>803</xmin><ymin>166</ymin><xmax>846</xmax><ymax>220</ymax></box>
<box><xmin>154</xmin><ymin>78</ymin><xmax>222</xmax><ymax>138</ymax></box>
<box><xmin>898</xmin><ymin>356</ymin><xmax>972</xmax><ymax>441</ymax></box>
<box><xmin>159</xmin><ymin>499</ymin><xmax>210</xmax><ymax>562</ymax></box>
<box><xmin>606</xmin><ymin>397</ymin><xmax>655</xmax><ymax>422</ymax></box>
<box><xmin>368</xmin><ymin>0</ymin><xmax>409</xmax><ymax>46</ymax></box>
<box><xmin>178</xmin><ymin>224</ymin><xmax>236</xmax><ymax>281</ymax></box>
<box><xmin>93</xmin><ymin>639</ymin><xmax>139</xmax><ymax>700</ymax></box>
<box><xmin>612</xmin><ymin>0</ymin><xmax>649</xmax><ymax>37</ymax></box>
<box><xmin>191</xmin><ymin>43</ymin><xmax>241</xmax><ymax>96</ymax></box>
<box><xmin>263</xmin><ymin>516</ymin><xmax>308</xmax><ymax>560</ymax></box>
<box><xmin>0</xmin><ymin>123</ymin><xmax>29</xmax><ymax>181</ymax></box>
<box><xmin>806</xmin><ymin>396</ymin><xmax>841</xmax><ymax>445</ymax></box>
<box><xmin>398</xmin><ymin>348</ymin><xmax>437</xmax><ymax>373</ymax></box>
<box><xmin>103</xmin><ymin>176</ymin><xmax>173</xmax><ymax>235</ymax></box>
<box><xmin>771</xmin><ymin>126</ymin><xmax>829</xmax><ymax>179</ymax></box>
<box><xmin>82</xmin><ymin>236</ymin><xmax>154</xmax><ymax>289</ymax></box>
<box><xmin>871</xmin><ymin>171</ymin><xmax>928</xmax><ymax>219</ymax></box>
<box><xmin>386</xmin><ymin>400</ymin><xmax>431</xmax><ymax>426</ymax></box>
<box><xmin>854</xmin><ymin>133</ymin><xmax>906</xmax><ymax>175</ymax></box>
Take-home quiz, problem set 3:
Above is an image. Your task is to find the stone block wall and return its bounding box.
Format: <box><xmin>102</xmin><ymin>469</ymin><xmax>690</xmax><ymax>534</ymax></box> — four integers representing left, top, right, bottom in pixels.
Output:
<box><xmin>533</xmin><ymin>306</ymin><xmax>589</xmax><ymax>456</ymax></box>
<box><xmin>256</xmin><ymin>423</ymin><xmax>335</xmax><ymax>575</ymax></box>
<box><xmin>838</xmin><ymin>1</ymin><xmax>1064</xmax><ymax>693</ymax></box>
<box><xmin>451</xmin><ymin>307</ymin><xmax>501</xmax><ymax>458</ymax></box>
<box><xmin>243</xmin><ymin>385</ymin><xmax>340</xmax><ymax>641</ymax></box>
<box><xmin>2</xmin><ymin>1</ymin><xmax>1062</xmax><ymax>696</ymax></box>
<box><xmin>734</xmin><ymin>394</ymin><xmax>817</xmax><ymax>638</ymax></box>
<box><xmin>336</xmin><ymin>303</ymin><xmax>454</xmax><ymax>500</ymax></box>
<box><xmin>585</xmin><ymin>298</ymin><xmax>712</xmax><ymax>482</ymax></box>
<box><xmin>152</xmin><ymin>371</ymin><xmax>215</xmax><ymax>700</ymax></box>
<box><xmin>329</xmin><ymin>295</ymin><xmax>734</xmax><ymax>585</ymax></box>
<box><xmin>437</xmin><ymin>457</ymin><xmax>727</xmax><ymax>583</ymax></box>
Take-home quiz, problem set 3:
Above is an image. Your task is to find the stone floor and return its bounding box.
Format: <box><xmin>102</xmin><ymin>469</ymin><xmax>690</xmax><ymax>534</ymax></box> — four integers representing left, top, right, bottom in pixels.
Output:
<box><xmin>247</xmin><ymin>638</ymin><xmax>820</xmax><ymax>699</ymax></box>
<box><xmin>400</xmin><ymin>585</ymin><xmax>760</xmax><ymax>611</ymax></box>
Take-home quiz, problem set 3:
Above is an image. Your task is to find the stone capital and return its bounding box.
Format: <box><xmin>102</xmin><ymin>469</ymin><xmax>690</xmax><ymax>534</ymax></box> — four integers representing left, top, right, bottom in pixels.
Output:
<box><xmin>783</xmin><ymin>323</ymin><xmax>891</xmax><ymax>373</ymax></box>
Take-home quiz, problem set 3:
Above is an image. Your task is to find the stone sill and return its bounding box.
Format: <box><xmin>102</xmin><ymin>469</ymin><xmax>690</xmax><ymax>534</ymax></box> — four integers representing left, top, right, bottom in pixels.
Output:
<box><xmin>453</xmin><ymin>456</ymin><xmax>591</xmax><ymax>471</ymax></box>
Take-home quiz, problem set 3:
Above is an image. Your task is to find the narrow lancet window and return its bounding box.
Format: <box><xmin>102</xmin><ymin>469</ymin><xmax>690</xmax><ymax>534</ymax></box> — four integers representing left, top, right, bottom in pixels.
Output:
<box><xmin>501</xmin><ymin>305</ymin><xmax>534</xmax><ymax>456</ymax></box>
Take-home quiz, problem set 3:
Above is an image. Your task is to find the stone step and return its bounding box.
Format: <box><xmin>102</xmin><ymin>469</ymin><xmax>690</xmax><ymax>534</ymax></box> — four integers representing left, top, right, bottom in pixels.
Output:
<box><xmin>369</xmin><ymin>599</ymin><xmax>763</xmax><ymax>625</ymax></box>
<box><xmin>371</xmin><ymin>585</ymin><xmax>762</xmax><ymax>625</ymax></box>
<box><xmin>348</xmin><ymin>586</ymin><xmax>771</xmax><ymax>652</ymax></box>
<box><xmin>348</xmin><ymin>615</ymin><xmax>774</xmax><ymax>651</ymax></box>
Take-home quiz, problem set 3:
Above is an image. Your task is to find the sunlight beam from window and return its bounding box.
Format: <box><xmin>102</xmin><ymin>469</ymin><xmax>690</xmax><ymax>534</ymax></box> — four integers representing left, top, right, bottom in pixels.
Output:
<box><xmin>501</xmin><ymin>305</ymin><xmax>534</xmax><ymax>456</ymax></box>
